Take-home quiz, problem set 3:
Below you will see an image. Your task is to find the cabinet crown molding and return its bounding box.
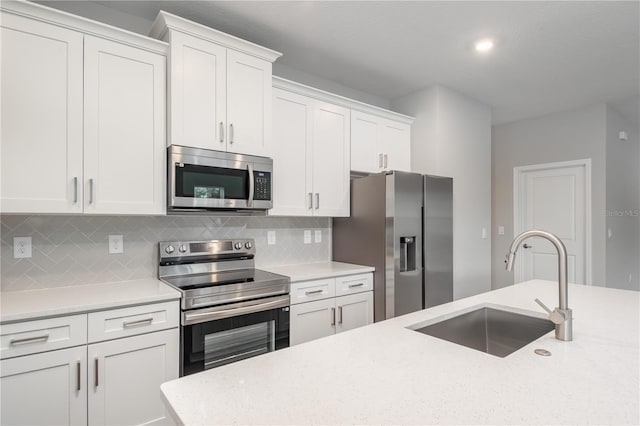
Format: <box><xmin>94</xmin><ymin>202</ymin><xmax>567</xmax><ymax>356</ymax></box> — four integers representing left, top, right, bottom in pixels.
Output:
<box><xmin>0</xmin><ymin>0</ymin><xmax>168</xmax><ymax>55</ymax></box>
<box><xmin>273</xmin><ymin>77</ymin><xmax>414</xmax><ymax>124</ymax></box>
<box><xmin>149</xmin><ymin>10</ymin><xmax>282</xmax><ymax>63</ymax></box>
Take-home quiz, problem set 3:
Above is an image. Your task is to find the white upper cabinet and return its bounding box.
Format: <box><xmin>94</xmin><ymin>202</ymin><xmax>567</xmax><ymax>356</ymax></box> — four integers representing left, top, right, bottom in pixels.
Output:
<box><xmin>271</xmin><ymin>83</ymin><xmax>350</xmax><ymax>217</ymax></box>
<box><xmin>0</xmin><ymin>13</ymin><xmax>84</xmax><ymax>214</ymax></box>
<box><xmin>351</xmin><ymin>109</ymin><xmax>413</xmax><ymax>173</ymax></box>
<box><xmin>0</xmin><ymin>2</ymin><xmax>168</xmax><ymax>215</ymax></box>
<box><xmin>150</xmin><ymin>11</ymin><xmax>281</xmax><ymax>158</ymax></box>
<box><xmin>83</xmin><ymin>36</ymin><xmax>166</xmax><ymax>215</ymax></box>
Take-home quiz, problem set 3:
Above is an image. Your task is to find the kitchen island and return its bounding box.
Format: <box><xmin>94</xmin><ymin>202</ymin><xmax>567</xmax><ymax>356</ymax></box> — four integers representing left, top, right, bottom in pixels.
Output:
<box><xmin>160</xmin><ymin>280</ymin><xmax>639</xmax><ymax>425</ymax></box>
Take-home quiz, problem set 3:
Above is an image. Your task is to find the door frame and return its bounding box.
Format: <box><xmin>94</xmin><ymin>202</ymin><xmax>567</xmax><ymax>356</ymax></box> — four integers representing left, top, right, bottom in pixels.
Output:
<box><xmin>513</xmin><ymin>158</ymin><xmax>592</xmax><ymax>285</ymax></box>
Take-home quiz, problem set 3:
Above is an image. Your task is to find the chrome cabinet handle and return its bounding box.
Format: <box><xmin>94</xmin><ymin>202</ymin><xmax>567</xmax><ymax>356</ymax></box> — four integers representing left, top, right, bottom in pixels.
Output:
<box><xmin>89</xmin><ymin>179</ymin><xmax>94</xmax><ymax>204</ymax></box>
<box><xmin>219</xmin><ymin>122</ymin><xmax>224</xmax><ymax>144</ymax></box>
<box><xmin>338</xmin><ymin>306</ymin><xmax>343</xmax><ymax>324</ymax></box>
<box><xmin>315</xmin><ymin>193</ymin><xmax>319</xmax><ymax>210</ymax></box>
<box><xmin>384</xmin><ymin>154</ymin><xmax>388</xmax><ymax>168</ymax></box>
<box><xmin>73</xmin><ymin>177</ymin><xmax>78</xmax><ymax>204</ymax></box>
<box><xmin>94</xmin><ymin>358</ymin><xmax>99</xmax><ymax>387</ymax></box>
<box><xmin>331</xmin><ymin>307</ymin><xmax>336</xmax><ymax>326</ymax></box>
<box><xmin>348</xmin><ymin>282</ymin><xmax>364</xmax><ymax>288</ymax></box>
<box><xmin>308</xmin><ymin>193</ymin><xmax>313</xmax><ymax>210</ymax></box>
<box><xmin>123</xmin><ymin>317</ymin><xmax>153</xmax><ymax>328</ymax></box>
<box><xmin>76</xmin><ymin>361</ymin><xmax>81</xmax><ymax>391</ymax></box>
<box><xmin>378</xmin><ymin>153</ymin><xmax>383</xmax><ymax>168</ymax></box>
<box><xmin>305</xmin><ymin>289</ymin><xmax>323</xmax><ymax>295</ymax></box>
<box><xmin>10</xmin><ymin>334</ymin><xmax>49</xmax><ymax>346</ymax></box>
<box><xmin>229</xmin><ymin>123</ymin><xmax>234</xmax><ymax>144</ymax></box>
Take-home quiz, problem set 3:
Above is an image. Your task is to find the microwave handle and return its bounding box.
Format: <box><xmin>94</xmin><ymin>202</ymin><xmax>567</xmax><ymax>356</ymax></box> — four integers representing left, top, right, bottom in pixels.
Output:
<box><xmin>247</xmin><ymin>163</ymin><xmax>254</xmax><ymax>207</ymax></box>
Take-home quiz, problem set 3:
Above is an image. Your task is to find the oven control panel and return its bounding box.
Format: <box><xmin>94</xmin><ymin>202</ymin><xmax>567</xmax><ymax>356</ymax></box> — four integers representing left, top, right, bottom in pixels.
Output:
<box><xmin>159</xmin><ymin>239</ymin><xmax>256</xmax><ymax>261</ymax></box>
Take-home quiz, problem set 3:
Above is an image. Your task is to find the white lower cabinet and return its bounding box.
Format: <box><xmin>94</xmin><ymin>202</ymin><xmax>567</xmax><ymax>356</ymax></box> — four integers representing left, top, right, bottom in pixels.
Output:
<box><xmin>289</xmin><ymin>273</ymin><xmax>373</xmax><ymax>346</ymax></box>
<box><xmin>0</xmin><ymin>346</ymin><xmax>88</xmax><ymax>426</ymax></box>
<box><xmin>0</xmin><ymin>301</ymin><xmax>179</xmax><ymax>426</ymax></box>
<box><xmin>88</xmin><ymin>329</ymin><xmax>179</xmax><ymax>426</ymax></box>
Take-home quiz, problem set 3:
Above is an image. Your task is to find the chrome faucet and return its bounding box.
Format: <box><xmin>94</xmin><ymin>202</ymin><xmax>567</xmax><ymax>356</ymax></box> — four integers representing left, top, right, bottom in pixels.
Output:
<box><xmin>505</xmin><ymin>229</ymin><xmax>573</xmax><ymax>341</ymax></box>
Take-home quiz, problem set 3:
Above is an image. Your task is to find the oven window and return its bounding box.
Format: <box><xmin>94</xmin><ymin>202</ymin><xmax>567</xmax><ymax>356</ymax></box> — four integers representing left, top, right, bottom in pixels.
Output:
<box><xmin>204</xmin><ymin>322</ymin><xmax>274</xmax><ymax>369</ymax></box>
<box><xmin>175</xmin><ymin>163</ymin><xmax>248</xmax><ymax>200</ymax></box>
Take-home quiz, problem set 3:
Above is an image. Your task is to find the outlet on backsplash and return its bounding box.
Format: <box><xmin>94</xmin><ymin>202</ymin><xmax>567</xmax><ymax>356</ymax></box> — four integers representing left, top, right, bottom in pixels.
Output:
<box><xmin>13</xmin><ymin>237</ymin><xmax>32</xmax><ymax>259</ymax></box>
<box><xmin>304</xmin><ymin>230</ymin><xmax>312</xmax><ymax>244</ymax></box>
<box><xmin>314</xmin><ymin>230</ymin><xmax>322</xmax><ymax>243</ymax></box>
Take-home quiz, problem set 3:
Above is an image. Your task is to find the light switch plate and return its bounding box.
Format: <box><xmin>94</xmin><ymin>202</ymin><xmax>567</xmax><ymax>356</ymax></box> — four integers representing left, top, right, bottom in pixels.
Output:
<box><xmin>267</xmin><ymin>230</ymin><xmax>276</xmax><ymax>245</ymax></box>
<box><xmin>304</xmin><ymin>230</ymin><xmax>312</xmax><ymax>244</ymax></box>
<box><xmin>481</xmin><ymin>227</ymin><xmax>488</xmax><ymax>239</ymax></box>
<box><xmin>498</xmin><ymin>226</ymin><xmax>505</xmax><ymax>235</ymax></box>
<box><xmin>13</xmin><ymin>237</ymin><xmax>32</xmax><ymax>259</ymax></box>
<box><xmin>314</xmin><ymin>230</ymin><xmax>322</xmax><ymax>243</ymax></box>
<box><xmin>109</xmin><ymin>235</ymin><xmax>124</xmax><ymax>254</ymax></box>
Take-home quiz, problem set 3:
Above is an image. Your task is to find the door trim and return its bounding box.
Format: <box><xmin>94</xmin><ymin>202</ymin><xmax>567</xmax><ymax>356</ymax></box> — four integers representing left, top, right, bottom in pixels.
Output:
<box><xmin>513</xmin><ymin>159</ymin><xmax>592</xmax><ymax>285</ymax></box>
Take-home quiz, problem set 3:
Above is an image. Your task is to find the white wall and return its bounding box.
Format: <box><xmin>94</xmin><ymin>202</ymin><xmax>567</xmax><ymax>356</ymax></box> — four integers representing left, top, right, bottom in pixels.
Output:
<box><xmin>605</xmin><ymin>106</ymin><xmax>640</xmax><ymax>290</ymax></box>
<box><xmin>392</xmin><ymin>86</ymin><xmax>492</xmax><ymax>300</ymax></box>
<box><xmin>491</xmin><ymin>104</ymin><xmax>608</xmax><ymax>289</ymax></box>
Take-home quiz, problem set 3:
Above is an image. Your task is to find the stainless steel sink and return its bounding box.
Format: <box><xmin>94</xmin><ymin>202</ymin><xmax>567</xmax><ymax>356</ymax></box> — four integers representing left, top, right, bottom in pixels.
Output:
<box><xmin>410</xmin><ymin>306</ymin><xmax>555</xmax><ymax>357</ymax></box>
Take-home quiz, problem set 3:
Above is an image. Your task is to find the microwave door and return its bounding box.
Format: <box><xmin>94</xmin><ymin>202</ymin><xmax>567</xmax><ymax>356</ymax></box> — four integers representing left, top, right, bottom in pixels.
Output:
<box><xmin>171</xmin><ymin>161</ymin><xmax>251</xmax><ymax>209</ymax></box>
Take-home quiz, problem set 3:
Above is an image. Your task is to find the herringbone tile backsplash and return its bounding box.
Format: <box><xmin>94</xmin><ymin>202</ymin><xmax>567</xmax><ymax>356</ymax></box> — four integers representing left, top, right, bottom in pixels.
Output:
<box><xmin>1</xmin><ymin>215</ymin><xmax>331</xmax><ymax>292</ymax></box>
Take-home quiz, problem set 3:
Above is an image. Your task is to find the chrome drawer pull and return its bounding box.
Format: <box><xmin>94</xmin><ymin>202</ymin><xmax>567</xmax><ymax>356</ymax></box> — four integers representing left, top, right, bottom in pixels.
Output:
<box><xmin>305</xmin><ymin>289</ymin><xmax>323</xmax><ymax>295</ymax></box>
<box><xmin>331</xmin><ymin>307</ymin><xmax>336</xmax><ymax>326</ymax></box>
<box><xmin>76</xmin><ymin>361</ymin><xmax>81</xmax><ymax>391</ymax></box>
<box><xmin>94</xmin><ymin>358</ymin><xmax>99</xmax><ymax>387</ymax></box>
<box><xmin>348</xmin><ymin>282</ymin><xmax>365</xmax><ymax>288</ymax></box>
<box><xmin>123</xmin><ymin>317</ymin><xmax>154</xmax><ymax>328</ymax></box>
<box><xmin>338</xmin><ymin>306</ymin><xmax>343</xmax><ymax>324</ymax></box>
<box><xmin>9</xmin><ymin>334</ymin><xmax>50</xmax><ymax>346</ymax></box>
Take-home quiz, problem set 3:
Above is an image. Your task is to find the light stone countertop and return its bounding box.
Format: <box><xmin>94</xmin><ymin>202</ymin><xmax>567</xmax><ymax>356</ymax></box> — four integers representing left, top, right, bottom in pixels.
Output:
<box><xmin>0</xmin><ymin>278</ymin><xmax>181</xmax><ymax>323</ymax></box>
<box><xmin>263</xmin><ymin>261</ymin><xmax>374</xmax><ymax>282</ymax></box>
<box><xmin>160</xmin><ymin>279</ymin><xmax>640</xmax><ymax>425</ymax></box>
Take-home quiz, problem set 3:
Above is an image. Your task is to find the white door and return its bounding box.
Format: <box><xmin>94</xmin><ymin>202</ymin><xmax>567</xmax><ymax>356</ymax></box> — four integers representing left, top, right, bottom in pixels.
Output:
<box><xmin>168</xmin><ymin>31</ymin><xmax>227</xmax><ymax>150</ymax></box>
<box><xmin>226</xmin><ymin>50</ymin><xmax>272</xmax><ymax>157</ymax></box>
<box><xmin>0</xmin><ymin>346</ymin><xmax>87</xmax><ymax>426</ymax></box>
<box><xmin>380</xmin><ymin>120</ymin><xmax>411</xmax><ymax>172</ymax></box>
<box><xmin>289</xmin><ymin>298</ymin><xmax>336</xmax><ymax>346</ymax></box>
<box><xmin>270</xmin><ymin>89</ymin><xmax>314</xmax><ymax>216</ymax></box>
<box><xmin>312</xmin><ymin>101</ymin><xmax>351</xmax><ymax>217</ymax></box>
<box><xmin>88</xmin><ymin>329</ymin><xmax>179</xmax><ymax>426</ymax></box>
<box><xmin>335</xmin><ymin>292</ymin><xmax>374</xmax><ymax>334</ymax></box>
<box><xmin>0</xmin><ymin>13</ymin><xmax>84</xmax><ymax>214</ymax></box>
<box><xmin>515</xmin><ymin>161</ymin><xmax>589</xmax><ymax>284</ymax></box>
<box><xmin>83</xmin><ymin>36</ymin><xmax>166</xmax><ymax>215</ymax></box>
<box><xmin>351</xmin><ymin>110</ymin><xmax>380</xmax><ymax>173</ymax></box>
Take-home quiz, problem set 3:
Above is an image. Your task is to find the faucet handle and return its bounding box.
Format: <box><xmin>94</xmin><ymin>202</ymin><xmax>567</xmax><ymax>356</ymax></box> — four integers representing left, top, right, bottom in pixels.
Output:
<box><xmin>534</xmin><ymin>298</ymin><xmax>565</xmax><ymax>325</ymax></box>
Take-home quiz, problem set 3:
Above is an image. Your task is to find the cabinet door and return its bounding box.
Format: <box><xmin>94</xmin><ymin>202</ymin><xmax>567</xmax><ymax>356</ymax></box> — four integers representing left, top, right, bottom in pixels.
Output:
<box><xmin>380</xmin><ymin>120</ymin><xmax>411</xmax><ymax>172</ymax></box>
<box><xmin>350</xmin><ymin>110</ymin><xmax>381</xmax><ymax>173</ymax></box>
<box><xmin>0</xmin><ymin>346</ymin><xmax>87</xmax><ymax>426</ymax></box>
<box><xmin>226</xmin><ymin>50</ymin><xmax>272</xmax><ymax>157</ymax></box>
<box><xmin>88</xmin><ymin>328</ymin><xmax>179</xmax><ymax>426</ymax></box>
<box><xmin>270</xmin><ymin>89</ymin><xmax>314</xmax><ymax>216</ymax></box>
<box><xmin>311</xmin><ymin>102</ymin><xmax>351</xmax><ymax>217</ymax></box>
<box><xmin>168</xmin><ymin>31</ymin><xmax>227</xmax><ymax>150</ymax></box>
<box><xmin>0</xmin><ymin>13</ymin><xmax>83</xmax><ymax>213</ymax></box>
<box><xmin>83</xmin><ymin>35</ymin><xmax>166</xmax><ymax>215</ymax></box>
<box><xmin>289</xmin><ymin>298</ymin><xmax>336</xmax><ymax>346</ymax></box>
<box><xmin>335</xmin><ymin>291</ymin><xmax>374</xmax><ymax>334</ymax></box>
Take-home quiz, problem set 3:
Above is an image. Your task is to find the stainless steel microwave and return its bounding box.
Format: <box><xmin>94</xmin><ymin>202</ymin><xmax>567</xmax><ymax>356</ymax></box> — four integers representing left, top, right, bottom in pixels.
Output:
<box><xmin>168</xmin><ymin>145</ymin><xmax>273</xmax><ymax>214</ymax></box>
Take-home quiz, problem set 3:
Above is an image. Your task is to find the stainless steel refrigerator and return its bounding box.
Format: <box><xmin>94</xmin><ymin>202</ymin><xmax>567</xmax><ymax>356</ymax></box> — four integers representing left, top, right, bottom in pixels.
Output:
<box><xmin>332</xmin><ymin>171</ymin><xmax>453</xmax><ymax>322</ymax></box>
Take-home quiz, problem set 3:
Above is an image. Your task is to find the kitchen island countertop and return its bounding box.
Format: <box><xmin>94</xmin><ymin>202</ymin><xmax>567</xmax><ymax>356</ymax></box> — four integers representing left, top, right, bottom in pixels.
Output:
<box><xmin>160</xmin><ymin>279</ymin><xmax>639</xmax><ymax>425</ymax></box>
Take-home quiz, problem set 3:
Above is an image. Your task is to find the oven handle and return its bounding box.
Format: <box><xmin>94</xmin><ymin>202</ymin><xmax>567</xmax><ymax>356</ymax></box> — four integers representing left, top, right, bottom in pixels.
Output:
<box><xmin>182</xmin><ymin>294</ymin><xmax>289</xmax><ymax>325</ymax></box>
<box><xmin>247</xmin><ymin>163</ymin><xmax>255</xmax><ymax>208</ymax></box>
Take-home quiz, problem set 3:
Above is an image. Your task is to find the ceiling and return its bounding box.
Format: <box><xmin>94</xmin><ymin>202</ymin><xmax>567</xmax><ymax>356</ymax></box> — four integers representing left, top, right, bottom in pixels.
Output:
<box><xmin>54</xmin><ymin>1</ymin><xmax>640</xmax><ymax>125</ymax></box>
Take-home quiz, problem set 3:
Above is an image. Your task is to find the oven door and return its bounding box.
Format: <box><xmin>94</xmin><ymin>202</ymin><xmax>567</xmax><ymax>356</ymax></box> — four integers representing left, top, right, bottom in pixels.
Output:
<box><xmin>168</xmin><ymin>145</ymin><xmax>272</xmax><ymax>211</ymax></box>
<box><xmin>181</xmin><ymin>295</ymin><xmax>290</xmax><ymax>376</ymax></box>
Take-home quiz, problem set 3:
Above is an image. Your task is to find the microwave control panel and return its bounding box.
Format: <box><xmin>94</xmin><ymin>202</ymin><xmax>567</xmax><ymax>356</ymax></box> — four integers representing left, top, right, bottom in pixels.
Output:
<box><xmin>254</xmin><ymin>171</ymin><xmax>271</xmax><ymax>201</ymax></box>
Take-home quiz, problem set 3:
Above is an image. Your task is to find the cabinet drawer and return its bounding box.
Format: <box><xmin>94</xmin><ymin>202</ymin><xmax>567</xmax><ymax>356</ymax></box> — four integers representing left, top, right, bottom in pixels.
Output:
<box><xmin>1</xmin><ymin>314</ymin><xmax>87</xmax><ymax>359</ymax></box>
<box><xmin>290</xmin><ymin>278</ymin><xmax>335</xmax><ymax>305</ymax></box>
<box><xmin>88</xmin><ymin>301</ymin><xmax>179</xmax><ymax>343</ymax></box>
<box><xmin>335</xmin><ymin>273</ymin><xmax>373</xmax><ymax>296</ymax></box>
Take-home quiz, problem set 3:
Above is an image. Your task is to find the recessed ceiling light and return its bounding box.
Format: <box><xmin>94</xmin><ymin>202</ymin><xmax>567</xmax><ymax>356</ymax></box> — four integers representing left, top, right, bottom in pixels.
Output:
<box><xmin>474</xmin><ymin>38</ymin><xmax>494</xmax><ymax>53</ymax></box>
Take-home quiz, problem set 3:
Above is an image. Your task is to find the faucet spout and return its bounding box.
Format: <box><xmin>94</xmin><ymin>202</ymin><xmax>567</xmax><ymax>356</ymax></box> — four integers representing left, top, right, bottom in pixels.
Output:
<box><xmin>504</xmin><ymin>229</ymin><xmax>572</xmax><ymax>341</ymax></box>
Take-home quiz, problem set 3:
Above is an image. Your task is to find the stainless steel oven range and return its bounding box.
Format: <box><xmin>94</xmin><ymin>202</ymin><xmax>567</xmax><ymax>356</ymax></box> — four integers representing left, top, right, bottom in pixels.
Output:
<box><xmin>158</xmin><ymin>239</ymin><xmax>290</xmax><ymax>376</ymax></box>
